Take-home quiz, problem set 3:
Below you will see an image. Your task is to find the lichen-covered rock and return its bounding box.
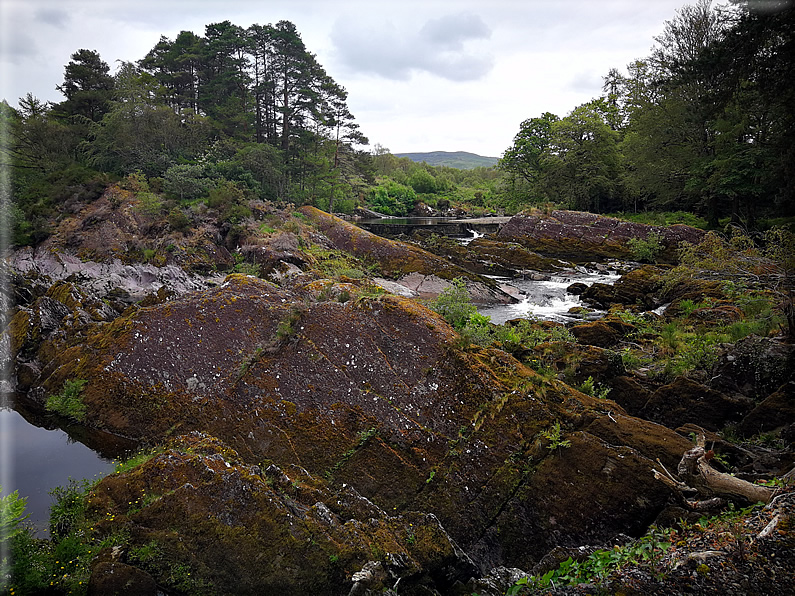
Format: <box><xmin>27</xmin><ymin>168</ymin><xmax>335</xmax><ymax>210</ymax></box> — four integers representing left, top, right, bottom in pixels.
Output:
<box><xmin>23</xmin><ymin>273</ymin><xmax>690</xmax><ymax>575</ymax></box>
<box><xmin>497</xmin><ymin>210</ymin><xmax>705</xmax><ymax>263</ymax></box>
<box><xmin>240</xmin><ymin>232</ymin><xmax>311</xmax><ymax>276</ymax></box>
<box><xmin>298</xmin><ymin>206</ymin><xmax>515</xmax><ymax>304</ymax></box>
<box><xmin>10</xmin><ymin>247</ymin><xmax>223</xmax><ymax>303</ymax></box>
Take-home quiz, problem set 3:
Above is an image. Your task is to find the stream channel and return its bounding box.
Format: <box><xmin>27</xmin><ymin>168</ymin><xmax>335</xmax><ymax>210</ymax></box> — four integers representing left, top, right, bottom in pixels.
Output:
<box><xmin>2</xmin><ymin>224</ymin><xmax>621</xmax><ymax>534</ymax></box>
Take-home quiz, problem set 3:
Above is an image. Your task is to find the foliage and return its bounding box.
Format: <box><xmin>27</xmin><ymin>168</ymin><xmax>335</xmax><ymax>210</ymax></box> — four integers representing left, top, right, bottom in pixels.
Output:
<box><xmin>578</xmin><ymin>376</ymin><xmax>612</xmax><ymax>400</ymax></box>
<box><xmin>429</xmin><ymin>278</ymin><xmax>477</xmax><ymax>330</ymax></box>
<box><xmin>612</xmin><ymin>211</ymin><xmax>709</xmax><ymax>229</ymax></box>
<box><xmin>508</xmin><ymin>525</ymin><xmax>672</xmax><ymax>593</ymax></box>
<box><xmin>368</xmin><ymin>180</ymin><xmax>417</xmax><ymax>216</ymax></box>
<box><xmin>664</xmin><ymin>227</ymin><xmax>793</xmax><ymax>338</ymax></box>
<box><xmin>627</xmin><ymin>231</ymin><xmax>664</xmax><ymax>263</ymax></box>
<box><xmin>540</xmin><ymin>421</ymin><xmax>571</xmax><ymax>451</ymax></box>
<box><xmin>0</xmin><ymin>487</ymin><xmax>30</xmax><ymax>542</ymax></box>
<box><xmin>45</xmin><ymin>379</ymin><xmax>88</xmax><ymax>422</ymax></box>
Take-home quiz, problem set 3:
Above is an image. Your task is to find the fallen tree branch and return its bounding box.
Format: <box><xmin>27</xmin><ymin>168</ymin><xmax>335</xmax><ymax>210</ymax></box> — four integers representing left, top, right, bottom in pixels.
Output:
<box><xmin>655</xmin><ymin>432</ymin><xmax>774</xmax><ymax>507</ymax></box>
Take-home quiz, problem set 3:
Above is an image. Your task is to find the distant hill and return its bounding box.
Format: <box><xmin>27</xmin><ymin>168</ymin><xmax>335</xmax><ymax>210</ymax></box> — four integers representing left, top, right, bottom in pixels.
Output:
<box><xmin>394</xmin><ymin>151</ymin><xmax>498</xmax><ymax>169</ymax></box>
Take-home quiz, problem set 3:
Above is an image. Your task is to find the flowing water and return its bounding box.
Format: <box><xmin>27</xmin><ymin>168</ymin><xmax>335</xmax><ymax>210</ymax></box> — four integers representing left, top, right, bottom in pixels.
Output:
<box><xmin>478</xmin><ymin>269</ymin><xmax>621</xmax><ymax>325</ymax></box>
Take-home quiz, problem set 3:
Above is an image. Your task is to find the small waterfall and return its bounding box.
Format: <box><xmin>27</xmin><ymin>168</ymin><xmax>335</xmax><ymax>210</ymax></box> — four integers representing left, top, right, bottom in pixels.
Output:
<box><xmin>459</xmin><ymin>229</ymin><xmax>484</xmax><ymax>245</ymax></box>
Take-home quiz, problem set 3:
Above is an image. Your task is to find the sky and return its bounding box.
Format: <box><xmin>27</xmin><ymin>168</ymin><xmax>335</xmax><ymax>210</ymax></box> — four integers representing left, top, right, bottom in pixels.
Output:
<box><xmin>0</xmin><ymin>0</ymin><xmax>692</xmax><ymax>158</ymax></box>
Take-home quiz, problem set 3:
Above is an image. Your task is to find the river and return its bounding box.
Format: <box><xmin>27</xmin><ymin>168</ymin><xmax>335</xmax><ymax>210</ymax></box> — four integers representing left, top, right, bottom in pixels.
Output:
<box><xmin>478</xmin><ymin>269</ymin><xmax>621</xmax><ymax>325</ymax></box>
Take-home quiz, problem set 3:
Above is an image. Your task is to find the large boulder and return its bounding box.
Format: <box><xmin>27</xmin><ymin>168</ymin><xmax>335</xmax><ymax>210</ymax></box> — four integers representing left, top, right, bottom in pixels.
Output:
<box><xmin>497</xmin><ymin>210</ymin><xmax>705</xmax><ymax>263</ymax></box>
<box><xmin>24</xmin><ymin>274</ymin><xmax>686</xmax><ymax>576</ymax></box>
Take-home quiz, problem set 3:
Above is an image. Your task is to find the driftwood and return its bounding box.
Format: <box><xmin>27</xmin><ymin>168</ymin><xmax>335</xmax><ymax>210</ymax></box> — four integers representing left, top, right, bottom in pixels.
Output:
<box><xmin>653</xmin><ymin>432</ymin><xmax>774</xmax><ymax>508</ymax></box>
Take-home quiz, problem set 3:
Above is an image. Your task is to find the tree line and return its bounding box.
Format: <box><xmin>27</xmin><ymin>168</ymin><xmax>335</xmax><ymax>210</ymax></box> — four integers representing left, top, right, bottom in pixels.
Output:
<box><xmin>1</xmin><ymin>3</ymin><xmax>792</xmax><ymax>248</ymax></box>
<box><xmin>1</xmin><ymin>19</ymin><xmax>372</xmax><ymax>244</ymax></box>
<box><xmin>499</xmin><ymin>0</ymin><xmax>794</xmax><ymax>228</ymax></box>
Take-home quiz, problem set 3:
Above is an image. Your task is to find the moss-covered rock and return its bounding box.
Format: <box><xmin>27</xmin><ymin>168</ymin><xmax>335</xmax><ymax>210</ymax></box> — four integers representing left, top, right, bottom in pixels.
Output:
<box><xmin>19</xmin><ymin>272</ymin><xmax>693</xmax><ymax>575</ymax></box>
<box><xmin>414</xmin><ymin>234</ymin><xmax>565</xmax><ymax>276</ymax></box>
<box><xmin>86</xmin><ymin>433</ymin><xmax>478</xmax><ymax>595</ymax></box>
<box><xmin>497</xmin><ymin>210</ymin><xmax>705</xmax><ymax>263</ymax></box>
<box><xmin>298</xmin><ymin>206</ymin><xmax>515</xmax><ymax>304</ymax></box>
<box><xmin>580</xmin><ymin>265</ymin><xmax>664</xmax><ymax>310</ymax></box>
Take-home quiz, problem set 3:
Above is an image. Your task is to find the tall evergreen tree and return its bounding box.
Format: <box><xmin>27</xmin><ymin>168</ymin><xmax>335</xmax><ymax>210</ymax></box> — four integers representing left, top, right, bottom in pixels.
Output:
<box><xmin>55</xmin><ymin>49</ymin><xmax>114</xmax><ymax>121</ymax></box>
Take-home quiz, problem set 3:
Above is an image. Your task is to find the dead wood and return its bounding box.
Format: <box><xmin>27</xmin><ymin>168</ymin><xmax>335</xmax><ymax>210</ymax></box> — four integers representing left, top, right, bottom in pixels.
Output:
<box><xmin>654</xmin><ymin>433</ymin><xmax>774</xmax><ymax>507</ymax></box>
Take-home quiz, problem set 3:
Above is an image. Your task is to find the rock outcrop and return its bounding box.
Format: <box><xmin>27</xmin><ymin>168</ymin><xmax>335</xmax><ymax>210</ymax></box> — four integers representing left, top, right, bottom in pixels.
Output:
<box><xmin>299</xmin><ymin>206</ymin><xmax>515</xmax><ymax>304</ymax></box>
<box><xmin>498</xmin><ymin>210</ymin><xmax>706</xmax><ymax>263</ymax></box>
<box><xmin>9</xmin><ymin>271</ymin><xmax>690</xmax><ymax>587</ymax></box>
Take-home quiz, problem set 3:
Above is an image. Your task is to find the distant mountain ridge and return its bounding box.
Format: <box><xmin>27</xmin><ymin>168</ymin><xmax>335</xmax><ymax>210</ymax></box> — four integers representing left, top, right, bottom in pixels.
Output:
<box><xmin>394</xmin><ymin>151</ymin><xmax>498</xmax><ymax>169</ymax></box>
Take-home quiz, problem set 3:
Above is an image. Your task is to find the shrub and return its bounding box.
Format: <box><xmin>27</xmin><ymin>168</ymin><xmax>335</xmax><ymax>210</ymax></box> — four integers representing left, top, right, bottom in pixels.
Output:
<box><xmin>167</xmin><ymin>208</ymin><xmax>191</xmax><ymax>232</ymax></box>
<box><xmin>368</xmin><ymin>181</ymin><xmax>417</xmax><ymax>216</ymax></box>
<box><xmin>134</xmin><ymin>191</ymin><xmax>163</xmax><ymax>217</ymax></box>
<box><xmin>45</xmin><ymin>379</ymin><xmax>88</xmax><ymax>422</ymax></box>
<box><xmin>628</xmin><ymin>231</ymin><xmax>664</xmax><ymax>263</ymax></box>
<box><xmin>429</xmin><ymin>278</ymin><xmax>476</xmax><ymax>330</ymax></box>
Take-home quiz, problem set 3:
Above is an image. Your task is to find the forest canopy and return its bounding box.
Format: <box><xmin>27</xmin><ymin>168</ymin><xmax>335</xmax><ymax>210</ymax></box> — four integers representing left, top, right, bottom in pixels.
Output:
<box><xmin>1</xmin><ymin>1</ymin><xmax>793</xmax><ymax>247</ymax></box>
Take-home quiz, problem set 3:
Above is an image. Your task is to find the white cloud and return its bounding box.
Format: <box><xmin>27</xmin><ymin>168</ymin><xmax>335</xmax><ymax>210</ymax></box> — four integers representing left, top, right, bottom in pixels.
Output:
<box><xmin>330</xmin><ymin>12</ymin><xmax>493</xmax><ymax>82</ymax></box>
<box><xmin>0</xmin><ymin>0</ymin><xmax>689</xmax><ymax>156</ymax></box>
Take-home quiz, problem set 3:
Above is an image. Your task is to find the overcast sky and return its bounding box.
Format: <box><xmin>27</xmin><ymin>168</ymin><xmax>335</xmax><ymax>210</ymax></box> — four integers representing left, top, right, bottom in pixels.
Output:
<box><xmin>0</xmin><ymin>0</ymin><xmax>692</xmax><ymax>157</ymax></box>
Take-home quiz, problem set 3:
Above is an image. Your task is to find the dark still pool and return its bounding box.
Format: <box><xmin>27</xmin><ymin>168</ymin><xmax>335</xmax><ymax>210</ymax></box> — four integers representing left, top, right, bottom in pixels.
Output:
<box><xmin>1</xmin><ymin>397</ymin><xmax>136</xmax><ymax>535</ymax></box>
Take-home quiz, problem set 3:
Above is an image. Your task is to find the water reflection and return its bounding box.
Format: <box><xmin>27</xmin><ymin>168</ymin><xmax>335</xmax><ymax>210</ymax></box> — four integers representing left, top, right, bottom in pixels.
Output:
<box><xmin>0</xmin><ymin>395</ymin><xmax>136</xmax><ymax>535</ymax></box>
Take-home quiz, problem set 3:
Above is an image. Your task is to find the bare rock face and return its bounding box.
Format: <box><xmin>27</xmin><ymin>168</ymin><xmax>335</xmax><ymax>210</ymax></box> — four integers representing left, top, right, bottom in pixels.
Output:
<box><xmin>498</xmin><ymin>210</ymin><xmax>706</xmax><ymax>263</ymax></box>
<box><xmin>10</xmin><ymin>247</ymin><xmax>223</xmax><ymax>303</ymax></box>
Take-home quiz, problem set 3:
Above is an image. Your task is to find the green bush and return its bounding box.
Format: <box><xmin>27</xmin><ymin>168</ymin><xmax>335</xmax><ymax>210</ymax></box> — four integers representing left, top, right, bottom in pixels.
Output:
<box><xmin>627</xmin><ymin>231</ymin><xmax>664</xmax><ymax>263</ymax></box>
<box><xmin>45</xmin><ymin>379</ymin><xmax>88</xmax><ymax>422</ymax></box>
<box><xmin>166</xmin><ymin>208</ymin><xmax>191</xmax><ymax>232</ymax></box>
<box><xmin>429</xmin><ymin>278</ymin><xmax>476</xmax><ymax>330</ymax></box>
<box><xmin>368</xmin><ymin>180</ymin><xmax>417</xmax><ymax>216</ymax></box>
